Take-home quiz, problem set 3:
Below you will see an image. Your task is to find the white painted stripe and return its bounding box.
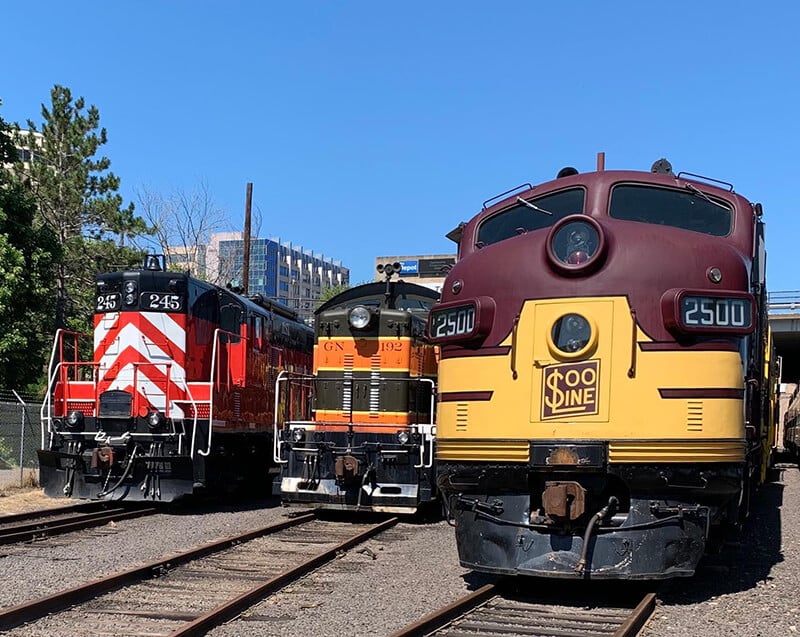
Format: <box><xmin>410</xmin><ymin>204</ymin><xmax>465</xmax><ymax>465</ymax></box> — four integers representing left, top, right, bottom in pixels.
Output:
<box><xmin>141</xmin><ymin>312</ymin><xmax>186</xmax><ymax>354</ymax></box>
<box><xmin>96</xmin><ymin>323</ymin><xmax>186</xmax><ymax>381</ymax></box>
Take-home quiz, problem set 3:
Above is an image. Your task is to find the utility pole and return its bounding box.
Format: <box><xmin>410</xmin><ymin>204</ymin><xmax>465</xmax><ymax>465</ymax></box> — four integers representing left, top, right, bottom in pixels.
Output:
<box><xmin>242</xmin><ymin>182</ymin><xmax>253</xmax><ymax>295</ymax></box>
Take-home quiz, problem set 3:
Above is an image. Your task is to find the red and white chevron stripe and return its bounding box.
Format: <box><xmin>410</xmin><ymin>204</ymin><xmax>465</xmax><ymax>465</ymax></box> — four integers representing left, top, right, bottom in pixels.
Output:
<box><xmin>94</xmin><ymin>311</ymin><xmax>188</xmax><ymax>416</ymax></box>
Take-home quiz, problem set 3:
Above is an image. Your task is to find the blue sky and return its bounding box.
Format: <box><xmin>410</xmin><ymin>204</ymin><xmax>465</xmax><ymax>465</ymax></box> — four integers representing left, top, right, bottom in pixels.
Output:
<box><xmin>2</xmin><ymin>2</ymin><xmax>799</xmax><ymax>289</ymax></box>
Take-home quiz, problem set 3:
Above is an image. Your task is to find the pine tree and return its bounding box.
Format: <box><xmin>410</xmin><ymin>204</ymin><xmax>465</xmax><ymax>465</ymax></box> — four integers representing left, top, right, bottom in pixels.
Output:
<box><xmin>14</xmin><ymin>85</ymin><xmax>150</xmax><ymax>332</ymax></box>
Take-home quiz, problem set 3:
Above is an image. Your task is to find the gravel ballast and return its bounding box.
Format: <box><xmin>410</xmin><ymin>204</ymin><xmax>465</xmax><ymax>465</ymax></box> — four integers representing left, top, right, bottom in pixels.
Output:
<box><xmin>0</xmin><ymin>464</ymin><xmax>798</xmax><ymax>636</ymax></box>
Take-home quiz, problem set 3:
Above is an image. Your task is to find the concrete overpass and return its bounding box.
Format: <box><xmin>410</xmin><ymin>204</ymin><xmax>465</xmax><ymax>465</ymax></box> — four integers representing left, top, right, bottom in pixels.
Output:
<box><xmin>769</xmin><ymin>291</ymin><xmax>800</xmax><ymax>383</ymax></box>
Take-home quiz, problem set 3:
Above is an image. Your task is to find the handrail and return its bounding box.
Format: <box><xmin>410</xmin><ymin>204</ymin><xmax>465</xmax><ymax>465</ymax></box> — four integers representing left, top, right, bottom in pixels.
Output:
<box><xmin>276</xmin><ymin>372</ymin><xmax>438</xmax><ymax>468</ymax></box>
<box><xmin>41</xmin><ymin>329</ymin><xmax>82</xmax><ymax>448</ymax></box>
<box><xmin>198</xmin><ymin>328</ymin><xmax>247</xmax><ymax>458</ymax></box>
<box><xmin>768</xmin><ymin>290</ymin><xmax>800</xmax><ymax>312</ymax></box>
<box><xmin>413</xmin><ymin>377</ymin><xmax>437</xmax><ymax>469</ymax></box>
<box><xmin>273</xmin><ymin>370</ymin><xmax>290</xmax><ymax>464</ymax></box>
<box><xmin>39</xmin><ymin>360</ymin><xmax>99</xmax><ymax>449</ymax></box>
<box><xmin>273</xmin><ymin>370</ymin><xmax>316</xmax><ymax>463</ymax></box>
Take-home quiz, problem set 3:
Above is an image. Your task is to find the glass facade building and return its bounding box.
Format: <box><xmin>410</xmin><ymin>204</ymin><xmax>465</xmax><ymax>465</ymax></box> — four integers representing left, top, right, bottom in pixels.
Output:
<box><xmin>207</xmin><ymin>233</ymin><xmax>349</xmax><ymax>323</ymax></box>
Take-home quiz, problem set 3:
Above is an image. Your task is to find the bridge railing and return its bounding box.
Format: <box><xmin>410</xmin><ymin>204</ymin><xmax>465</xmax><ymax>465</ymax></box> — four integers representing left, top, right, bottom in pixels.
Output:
<box><xmin>768</xmin><ymin>291</ymin><xmax>800</xmax><ymax>313</ymax></box>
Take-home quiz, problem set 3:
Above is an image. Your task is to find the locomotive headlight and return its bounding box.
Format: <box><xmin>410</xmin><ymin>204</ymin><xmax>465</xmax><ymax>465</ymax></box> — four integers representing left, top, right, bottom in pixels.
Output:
<box><xmin>292</xmin><ymin>428</ymin><xmax>306</xmax><ymax>442</ymax></box>
<box><xmin>348</xmin><ymin>306</ymin><xmax>372</xmax><ymax>330</ymax></box>
<box><xmin>146</xmin><ymin>410</ymin><xmax>164</xmax><ymax>430</ymax></box>
<box><xmin>549</xmin><ymin>313</ymin><xmax>596</xmax><ymax>358</ymax></box>
<box><xmin>546</xmin><ymin>216</ymin><xmax>606</xmax><ymax>276</ymax></box>
<box><xmin>66</xmin><ymin>410</ymin><xmax>84</xmax><ymax>429</ymax></box>
<box><xmin>396</xmin><ymin>430</ymin><xmax>410</xmax><ymax>444</ymax></box>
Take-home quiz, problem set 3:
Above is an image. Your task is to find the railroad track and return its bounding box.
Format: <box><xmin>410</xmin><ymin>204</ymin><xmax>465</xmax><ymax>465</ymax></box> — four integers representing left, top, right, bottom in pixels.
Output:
<box><xmin>0</xmin><ymin>512</ymin><xmax>398</xmax><ymax>636</ymax></box>
<box><xmin>0</xmin><ymin>502</ymin><xmax>158</xmax><ymax>545</ymax></box>
<box><xmin>389</xmin><ymin>582</ymin><xmax>656</xmax><ymax>637</ymax></box>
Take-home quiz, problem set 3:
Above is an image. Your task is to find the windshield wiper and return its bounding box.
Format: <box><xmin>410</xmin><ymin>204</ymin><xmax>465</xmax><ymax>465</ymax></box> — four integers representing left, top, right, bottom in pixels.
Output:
<box><xmin>684</xmin><ymin>183</ymin><xmax>729</xmax><ymax>211</ymax></box>
<box><xmin>516</xmin><ymin>197</ymin><xmax>553</xmax><ymax>215</ymax></box>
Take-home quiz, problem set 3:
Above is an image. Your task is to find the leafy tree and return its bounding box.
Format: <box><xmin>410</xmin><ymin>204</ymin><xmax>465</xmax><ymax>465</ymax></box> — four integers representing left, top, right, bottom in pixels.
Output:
<box><xmin>0</xmin><ymin>102</ymin><xmax>60</xmax><ymax>390</ymax></box>
<box><xmin>12</xmin><ymin>85</ymin><xmax>150</xmax><ymax>333</ymax></box>
<box><xmin>316</xmin><ymin>283</ymin><xmax>351</xmax><ymax>307</ymax></box>
<box><xmin>134</xmin><ymin>181</ymin><xmax>238</xmax><ymax>284</ymax></box>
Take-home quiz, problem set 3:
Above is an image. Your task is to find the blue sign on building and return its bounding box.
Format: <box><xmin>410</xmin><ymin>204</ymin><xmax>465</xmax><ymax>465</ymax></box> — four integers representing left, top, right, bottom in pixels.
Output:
<box><xmin>399</xmin><ymin>260</ymin><xmax>419</xmax><ymax>275</ymax></box>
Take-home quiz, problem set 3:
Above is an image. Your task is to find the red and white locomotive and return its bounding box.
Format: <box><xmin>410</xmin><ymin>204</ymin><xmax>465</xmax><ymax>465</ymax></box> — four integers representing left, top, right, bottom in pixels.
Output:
<box><xmin>38</xmin><ymin>255</ymin><xmax>313</xmax><ymax>501</ymax></box>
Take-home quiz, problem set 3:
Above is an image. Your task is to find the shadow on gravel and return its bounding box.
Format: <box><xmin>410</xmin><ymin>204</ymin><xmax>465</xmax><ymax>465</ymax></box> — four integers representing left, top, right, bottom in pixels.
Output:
<box><xmin>162</xmin><ymin>493</ymin><xmax>281</xmax><ymax>515</ymax></box>
<box><xmin>655</xmin><ymin>464</ymin><xmax>792</xmax><ymax>605</ymax></box>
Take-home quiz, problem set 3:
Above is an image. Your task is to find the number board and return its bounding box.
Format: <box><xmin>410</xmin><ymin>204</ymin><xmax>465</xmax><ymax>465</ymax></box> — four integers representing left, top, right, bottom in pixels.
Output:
<box><xmin>142</xmin><ymin>292</ymin><xmax>184</xmax><ymax>312</ymax></box>
<box><xmin>429</xmin><ymin>304</ymin><xmax>476</xmax><ymax>341</ymax></box>
<box><xmin>96</xmin><ymin>293</ymin><xmax>121</xmax><ymax>312</ymax></box>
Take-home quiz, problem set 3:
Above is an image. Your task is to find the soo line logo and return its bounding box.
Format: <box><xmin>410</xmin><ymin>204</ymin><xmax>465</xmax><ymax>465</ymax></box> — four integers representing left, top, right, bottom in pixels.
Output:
<box><xmin>541</xmin><ymin>360</ymin><xmax>600</xmax><ymax>419</ymax></box>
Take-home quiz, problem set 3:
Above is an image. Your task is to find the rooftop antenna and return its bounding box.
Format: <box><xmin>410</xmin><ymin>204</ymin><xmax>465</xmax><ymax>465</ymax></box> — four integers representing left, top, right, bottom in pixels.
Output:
<box><xmin>596</xmin><ymin>152</ymin><xmax>605</xmax><ymax>171</ymax></box>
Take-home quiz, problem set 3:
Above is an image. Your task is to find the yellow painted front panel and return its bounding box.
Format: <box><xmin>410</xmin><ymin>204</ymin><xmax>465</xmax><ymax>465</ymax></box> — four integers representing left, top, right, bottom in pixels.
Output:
<box><xmin>531</xmin><ymin>300</ymin><xmax>614</xmax><ymax>423</ymax></box>
<box><xmin>436</xmin><ymin>295</ymin><xmax>746</xmax><ymax>463</ymax></box>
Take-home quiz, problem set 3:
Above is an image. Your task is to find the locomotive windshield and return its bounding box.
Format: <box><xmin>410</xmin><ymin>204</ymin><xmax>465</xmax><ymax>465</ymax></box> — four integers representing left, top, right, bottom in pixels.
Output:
<box><xmin>609</xmin><ymin>184</ymin><xmax>732</xmax><ymax>236</ymax></box>
<box><xmin>477</xmin><ymin>188</ymin><xmax>585</xmax><ymax>247</ymax></box>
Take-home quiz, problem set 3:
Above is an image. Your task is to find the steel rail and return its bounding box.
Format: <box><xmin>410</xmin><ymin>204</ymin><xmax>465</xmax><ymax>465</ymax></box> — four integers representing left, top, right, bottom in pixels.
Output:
<box><xmin>0</xmin><ymin>506</ymin><xmax>158</xmax><ymax>545</ymax></box>
<box><xmin>171</xmin><ymin>516</ymin><xmax>400</xmax><ymax>637</ymax></box>
<box><xmin>0</xmin><ymin>500</ymin><xmax>112</xmax><ymax>525</ymax></box>
<box><xmin>0</xmin><ymin>512</ymin><xmax>316</xmax><ymax>631</ymax></box>
<box><xmin>389</xmin><ymin>587</ymin><xmax>657</xmax><ymax>637</ymax></box>
<box><xmin>387</xmin><ymin>583</ymin><xmax>499</xmax><ymax>637</ymax></box>
<box><xmin>613</xmin><ymin>592</ymin><xmax>657</xmax><ymax>637</ymax></box>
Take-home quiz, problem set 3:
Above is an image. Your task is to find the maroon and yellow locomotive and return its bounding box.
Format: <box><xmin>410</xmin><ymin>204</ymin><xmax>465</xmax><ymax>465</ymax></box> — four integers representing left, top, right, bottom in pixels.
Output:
<box><xmin>430</xmin><ymin>157</ymin><xmax>776</xmax><ymax>579</ymax></box>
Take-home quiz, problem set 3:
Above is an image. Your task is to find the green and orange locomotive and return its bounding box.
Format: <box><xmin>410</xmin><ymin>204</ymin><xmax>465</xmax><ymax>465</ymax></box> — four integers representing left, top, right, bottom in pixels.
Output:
<box><xmin>274</xmin><ymin>264</ymin><xmax>439</xmax><ymax>513</ymax></box>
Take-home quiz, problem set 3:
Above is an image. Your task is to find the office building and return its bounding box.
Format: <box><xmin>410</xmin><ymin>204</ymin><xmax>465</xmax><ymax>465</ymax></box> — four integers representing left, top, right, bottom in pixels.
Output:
<box><xmin>207</xmin><ymin>232</ymin><xmax>349</xmax><ymax>322</ymax></box>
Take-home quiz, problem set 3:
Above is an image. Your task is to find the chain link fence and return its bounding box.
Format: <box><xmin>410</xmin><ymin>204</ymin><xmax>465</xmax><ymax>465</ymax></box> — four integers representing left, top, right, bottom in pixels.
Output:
<box><xmin>0</xmin><ymin>389</ymin><xmax>43</xmax><ymax>488</ymax></box>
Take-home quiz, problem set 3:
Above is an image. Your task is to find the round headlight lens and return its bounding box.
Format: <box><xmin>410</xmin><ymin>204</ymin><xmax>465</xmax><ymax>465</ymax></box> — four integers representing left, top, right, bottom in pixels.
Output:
<box><xmin>292</xmin><ymin>428</ymin><xmax>306</xmax><ymax>442</ymax></box>
<box><xmin>553</xmin><ymin>221</ymin><xmax>599</xmax><ymax>265</ymax></box>
<box><xmin>551</xmin><ymin>313</ymin><xmax>592</xmax><ymax>354</ymax></box>
<box><xmin>349</xmin><ymin>306</ymin><xmax>372</xmax><ymax>329</ymax></box>
<box><xmin>124</xmin><ymin>293</ymin><xmax>136</xmax><ymax>305</ymax></box>
<box><xmin>123</xmin><ymin>281</ymin><xmax>137</xmax><ymax>294</ymax></box>
<box><xmin>66</xmin><ymin>410</ymin><xmax>84</xmax><ymax>428</ymax></box>
<box><xmin>147</xmin><ymin>411</ymin><xmax>163</xmax><ymax>429</ymax></box>
<box><xmin>547</xmin><ymin>216</ymin><xmax>605</xmax><ymax>276</ymax></box>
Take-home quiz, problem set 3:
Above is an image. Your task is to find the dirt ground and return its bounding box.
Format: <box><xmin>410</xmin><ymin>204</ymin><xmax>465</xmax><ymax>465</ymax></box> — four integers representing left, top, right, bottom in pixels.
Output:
<box><xmin>0</xmin><ymin>486</ymin><xmax>63</xmax><ymax>515</ymax></box>
<box><xmin>0</xmin><ymin>486</ymin><xmax>65</xmax><ymax>516</ymax></box>
<box><xmin>0</xmin><ymin>468</ymin><xmax>64</xmax><ymax>515</ymax></box>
